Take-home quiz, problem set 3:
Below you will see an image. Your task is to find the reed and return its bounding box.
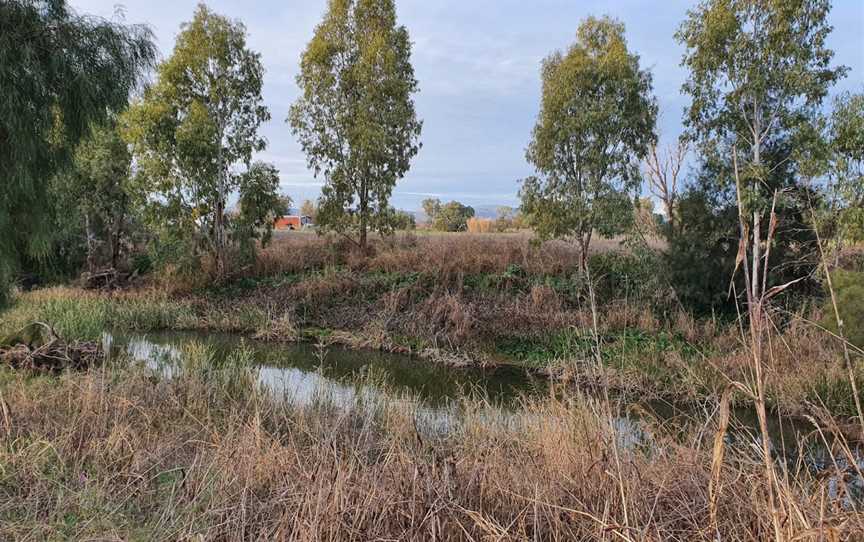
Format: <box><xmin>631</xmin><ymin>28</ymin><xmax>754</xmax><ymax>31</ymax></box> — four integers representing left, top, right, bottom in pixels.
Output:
<box><xmin>0</xmin><ymin>348</ymin><xmax>860</xmax><ymax>540</ymax></box>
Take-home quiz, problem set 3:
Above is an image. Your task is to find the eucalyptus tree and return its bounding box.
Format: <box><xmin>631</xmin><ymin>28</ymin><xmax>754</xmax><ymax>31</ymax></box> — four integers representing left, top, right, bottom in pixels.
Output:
<box><xmin>431</xmin><ymin>201</ymin><xmax>475</xmax><ymax>232</ymax></box>
<box><xmin>289</xmin><ymin>0</ymin><xmax>422</xmax><ymax>251</ymax></box>
<box><xmin>519</xmin><ymin>16</ymin><xmax>656</xmax><ymax>271</ymax></box>
<box><xmin>677</xmin><ymin>2</ymin><xmax>847</xmax><ymax>535</ymax></box>
<box><xmin>676</xmin><ymin>0</ymin><xmax>846</xmax><ymax>294</ymax></box>
<box><xmin>123</xmin><ymin>4</ymin><xmax>277</xmax><ymax>278</ymax></box>
<box><xmin>0</xmin><ymin>0</ymin><xmax>155</xmax><ymax>303</ymax></box>
<box><xmin>829</xmin><ymin>91</ymin><xmax>864</xmax><ymax>242</ymax></box>
<box><xmin>233</xmin><ymin>161</ymin><xmax>282</xmax><ymax>263</ymax></box>
<box><xmin>421</xmin><ymin>198</ymin><xmax>442</xmax><ymax>222</ymax></box>
<box><xmin>62</xmin><ymin>122</ymin><xmax>134</xmax><ymax>271</ymax></box>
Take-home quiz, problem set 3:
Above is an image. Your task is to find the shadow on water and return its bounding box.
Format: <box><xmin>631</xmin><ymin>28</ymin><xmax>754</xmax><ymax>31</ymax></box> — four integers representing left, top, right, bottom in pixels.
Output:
<box><xmin>106</xmin><ymin>329</ymin><xmax>863</xmax><ymax>493</ymax></box>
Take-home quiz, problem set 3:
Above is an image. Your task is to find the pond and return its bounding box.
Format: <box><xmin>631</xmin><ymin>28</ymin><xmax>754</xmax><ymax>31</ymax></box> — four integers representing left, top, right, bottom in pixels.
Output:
<box><xmin>106</xmin><ymin>330</ymin><xmax>862</xmax><ymax>492</ymax></box>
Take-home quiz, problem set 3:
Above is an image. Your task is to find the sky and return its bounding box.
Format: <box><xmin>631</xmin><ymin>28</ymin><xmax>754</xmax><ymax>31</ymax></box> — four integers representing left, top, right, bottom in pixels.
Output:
<box><xmin>72</xmin><ymin>0</ymin><xmax>864</xmax><ymax>212</ymax></box>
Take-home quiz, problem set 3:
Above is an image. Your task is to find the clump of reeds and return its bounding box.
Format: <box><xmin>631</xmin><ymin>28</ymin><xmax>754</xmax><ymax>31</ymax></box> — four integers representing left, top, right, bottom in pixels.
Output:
<box><xmin>0</xmin><ymin>348</ymin><xmax>861</xmax><ymax>541</ymax></box>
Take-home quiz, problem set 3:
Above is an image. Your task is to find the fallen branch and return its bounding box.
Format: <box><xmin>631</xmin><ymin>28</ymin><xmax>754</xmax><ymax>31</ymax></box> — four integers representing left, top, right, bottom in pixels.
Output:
<box><xmin>0</xmin><ymin>322</ymin><xmax>102</xmax><ymax>373</ymax></box>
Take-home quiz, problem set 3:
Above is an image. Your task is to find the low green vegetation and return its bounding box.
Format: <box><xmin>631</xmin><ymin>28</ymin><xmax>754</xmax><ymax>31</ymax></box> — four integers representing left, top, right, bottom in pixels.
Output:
<box><xmin>822</xmin><ymin>270</ymin><xmax>864</xmax><ymax>348</ymax></box>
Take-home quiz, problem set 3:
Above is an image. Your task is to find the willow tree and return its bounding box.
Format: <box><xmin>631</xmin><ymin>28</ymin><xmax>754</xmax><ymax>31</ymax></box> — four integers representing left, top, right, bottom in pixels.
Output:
<box><xmin>519</xmin><ymin>16</ymin><xmax>656</xmax><ymax>271</ymax></box>
<box><xmin>0</xmin><ymin>0</ymin><xmax>155</xmax><ymax>303</ymax></box>
<box><xmin>123</xmin><ymin>4</ymin><xmax>276</xmax><ymax>277</ymax></box>
<box><xmin>289</xmin><ymin>0</ymin><xmax>422</xmax><ymax>250</ymax></box>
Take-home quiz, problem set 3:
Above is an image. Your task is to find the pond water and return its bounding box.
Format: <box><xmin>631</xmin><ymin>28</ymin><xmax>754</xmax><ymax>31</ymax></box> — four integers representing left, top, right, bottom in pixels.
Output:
<box><xmin>106</xmin><ymin>330</ymin><xmax>862</xmax><ymax>491</ymax></box>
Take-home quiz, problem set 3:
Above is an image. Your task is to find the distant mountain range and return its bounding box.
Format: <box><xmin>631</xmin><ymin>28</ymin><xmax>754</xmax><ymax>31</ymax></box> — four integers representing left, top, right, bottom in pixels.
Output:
<box><xmin>412</xmin><ymin>204</ymin><xmax>516</xmax><ymax>223</ymax></box>
<box><xmin>277</xmin><ymin>204</ymin><xmax>517</xmax><ymax>223</ymax></box>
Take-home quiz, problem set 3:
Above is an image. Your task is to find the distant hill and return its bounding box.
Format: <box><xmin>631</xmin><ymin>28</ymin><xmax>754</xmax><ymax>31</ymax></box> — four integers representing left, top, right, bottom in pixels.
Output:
<box><xmin>413</xmin><ymin>204</ymin><xmax>517</xmax><ymax>224</ymax></box>
<box><xmin>472</xmin><ymin>205</ymin><xmax>515</xmax><ymax>219</ymax></box>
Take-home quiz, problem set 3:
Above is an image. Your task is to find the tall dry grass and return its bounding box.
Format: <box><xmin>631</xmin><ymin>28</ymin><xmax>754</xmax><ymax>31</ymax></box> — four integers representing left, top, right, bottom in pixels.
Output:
<box><xmin>0</xmin><ymin>354</ymin><xmax>860</xmax><ymax>541</ymax></box>
<box><xmin>254</xmin><ymin>230</ymin><xmax>660</xmax><ymax>279</ymax></box>
<box><xmin>466</xmin><ymin>217</ymin><xmax>496</xmax><ymax>233</ymax></box>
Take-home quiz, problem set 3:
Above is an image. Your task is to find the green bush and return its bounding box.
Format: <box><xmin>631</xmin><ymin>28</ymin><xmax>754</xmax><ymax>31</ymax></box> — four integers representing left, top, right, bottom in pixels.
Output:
<box><xmin>130</xmin><ymin>253</ymin><xmax>152</xmax><ymax>275</ymax></box>
<box><xmin>589</xmin><ymin>247</ymin><xmax>669</xmax><ymax>308</ymax></box>
<box><xmin>822</xmin><ymin>270</ymin><xmax>864</xmax><ymax>349</ymax></box>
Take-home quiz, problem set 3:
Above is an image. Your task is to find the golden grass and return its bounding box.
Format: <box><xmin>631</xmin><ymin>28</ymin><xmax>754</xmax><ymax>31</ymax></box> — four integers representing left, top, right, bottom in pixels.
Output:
<box><xmin>256</xmin><ymin>230</ymin><xmax>663</xmax><ymax>279</ymax></box>
<box><xmin>0</xmin><ymin>357</ymin><xmax>860</xmax><ymax>541</ymax></box>
<box><xmin>466</xmin><ymin>217</ymin><xmax>496</xmax><ymax>233</ymax></box>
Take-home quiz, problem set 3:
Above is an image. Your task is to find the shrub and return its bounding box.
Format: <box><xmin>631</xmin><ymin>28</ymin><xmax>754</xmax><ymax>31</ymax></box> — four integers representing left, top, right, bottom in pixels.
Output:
<box><xmin>589</xmin><ymin>247</ymin><xmax>670</xmax><ymax>310</ymax></box>
<box><xmin>822</xmin><ymin>270</ymin><xmax>864</xmax><ymax>348</ymax></box>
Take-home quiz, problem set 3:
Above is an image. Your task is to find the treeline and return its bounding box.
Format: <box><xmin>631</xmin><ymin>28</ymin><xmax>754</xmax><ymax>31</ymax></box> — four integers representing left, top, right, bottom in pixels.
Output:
<box><xmin>1</xmin><ymin>0</ymin><xmax>862</xmax><ymax>320</ymax></box>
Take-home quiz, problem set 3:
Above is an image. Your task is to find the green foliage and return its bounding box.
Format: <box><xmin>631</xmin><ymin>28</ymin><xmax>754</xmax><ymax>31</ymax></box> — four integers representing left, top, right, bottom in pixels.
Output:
<box><xmin>678</xmin><ymin>0</ymin><xmax>845</xmax><ymax>148</ymax></box>
<box><xmin>289</xmin><ymin>0</ymin><xmax>422</xmax><ymax>249</ymax></box>
<box><xmin>234</xmin><ymin>162</ymin><xmax>283</xmax><ymax>264</ymax></box>
<box><xmin>59</xmin><ymin>121</ymin><xmax>134</xmax><ymax>271</ymax></box>
<box><xmin>828</xmin><ymin>91</ymin><xmax>864</xmax><ymax>242</ymax></box>
<box><xmin>430</xmin><ymin>201</ymin><xmax>475</xmax><ymax>232</ymax></box>
<box><xmin>122</xmin><ymin>4</ymin><xmax>277</xmax><ymax>278</ymax></box>
<box><xmin>390</xmin><ymin>209</ymin><xmax>416</xmax><ymax>231</ymax></box>
<box><xmin>667</xmin><ymin>142</ymin><xmax>820</xmax><ymax>314</ymax></box>
<box><xmin>0</xmin><ymin>292</ymin><xmax>197</xmax><ymax>342</ymax></box>
<box><xmin>130</xmin><ymin>253</ymin><xmax>153</xmax><ymax>275</ymax></box>
<box><xmin>0</xmin><ymin>0</ymin><xmax>156</xmax><ymax>303</ymax></box>
<box><xmin>666</xmin><ymin>186</ymin><xmax>738</xmax><ymax>313</ymax></box>
<box><xmin>588</xmin><ymin>248</ymin><xmax>669</xmax><ymax>308</ymax></box>
<box><xmin>519</xmin><ymin>16</ymin><xmax>656</xmax><ymax>269</ymax></box>
<box><xmin>822</xmin><ymin>270</ymin><xmax>864</xmax><ymax>349</ymax></box>
<box><xmin>421</xmin><ymin>198</ymin><xmax>441</xmax><ymax>222</ymax></box>
<box><xmin>677</xmin><ymin>0</ymin><xmax>846</xmax><ymax>211</ymax></box>
<box><xmin>674</xmin><ymin>0</ymin><xmax>843</xmax><ymax>311</ymax></box>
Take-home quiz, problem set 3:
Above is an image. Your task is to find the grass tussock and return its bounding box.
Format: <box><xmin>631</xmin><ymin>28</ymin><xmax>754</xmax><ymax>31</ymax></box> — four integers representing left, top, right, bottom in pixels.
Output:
<box><xmin>0</xmin><ymin>357</ymin><xmax>860</xmax><ymax>541</ymax></box>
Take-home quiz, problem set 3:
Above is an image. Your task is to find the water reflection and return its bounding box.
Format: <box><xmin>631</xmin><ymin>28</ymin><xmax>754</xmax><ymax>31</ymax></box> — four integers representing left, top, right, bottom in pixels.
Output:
<box><xmin>106</xmin><ymin>330</ymin><xmax>861</xmax><ymax>487</ymax></box>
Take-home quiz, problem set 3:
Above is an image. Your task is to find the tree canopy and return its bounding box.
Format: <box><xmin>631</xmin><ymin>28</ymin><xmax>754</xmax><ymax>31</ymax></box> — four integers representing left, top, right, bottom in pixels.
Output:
<box><xmin>289</xmin><ymin>0</ymin><xmax>422</xmax><ymax>250</ymax></box>
<box><xmin>122</xmin><ymin>4</ymin><xmax>277</xmax><ymax>277</ymax></box>
<box><xmin>429</xmin><ymin>201</ymin><xmax>475</xmax><ymax>232</ymax></box>
<box><xmin>675</xmin><ymin>0</ymin><xmax>847</xmax><ymax>310</ymax></box>
<box><xmin>828</xmin><ymin>91</ymin><xmax>864</xmax><ymax>241</ymax></box>
<box><xmin>677</xmin><ymin>0</ymin><xmax>846</xmax><ymax>194</ymax></box>
<box><xmin>64</xmin><ymin>121</ymin><xmax>134</xmax><ymax>271</ymax></box>
<box><xmin>0</xmin><ymin>0</ymin><xmax>156</xmax><ymax>302</ymax></box>
<box><xmin>519</xmin><ymin>16</ymin><xmax>656</xmax><ymax>270</ymax></box>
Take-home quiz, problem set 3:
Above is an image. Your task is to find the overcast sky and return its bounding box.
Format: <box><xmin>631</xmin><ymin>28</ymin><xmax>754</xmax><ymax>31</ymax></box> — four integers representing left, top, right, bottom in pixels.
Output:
<box><xmin>72</xmin><ymin>0</ymin><xmax>864</xmax><ymax>211</ymax></box>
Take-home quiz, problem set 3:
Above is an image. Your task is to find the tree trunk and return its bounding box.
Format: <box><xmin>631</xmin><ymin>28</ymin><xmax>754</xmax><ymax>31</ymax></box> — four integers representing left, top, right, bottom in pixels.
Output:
<box><xmin>215</xmin><ymin>195</ymin><xmax>226</xmax><ymax>278</ymax></box>
<box><xmin>84</xmin><ymin>213</ymin><xmax>97</xmax><ymax>274</ymax></box>
<box><xmin>110</xmin><ymin>209</ymin><xmax>124</xmax><ymax>270</ymax></box>
<box><xmin>578</xmin><ymin>229</ymin><xmax>592</xmax><ymax>274</ymax></box>
<box><xmin>359</xmin><ymin>177</ymin><xmax>369</xmax><ymax>253</ymax></box>
<box><xmin>214</xmin><ymin>119</ymin><xmax>227</xmax><ymax>280</ymax></box>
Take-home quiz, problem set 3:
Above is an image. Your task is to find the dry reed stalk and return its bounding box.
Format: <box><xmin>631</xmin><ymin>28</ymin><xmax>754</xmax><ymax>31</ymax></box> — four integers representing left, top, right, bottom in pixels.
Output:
<box><xmin>709</xmin><ymin>384</ymin><xmax>733</xmax><ymax>534</ymax></box>
<box><xmin>732</xmin><ymin>151</ymin><xmax>784</xmax><ymax>541</ymax></box>
<box><xmin>584</xmin><ymin>262</ymin><xmax>632</xmax><ymax>535</ymax></box>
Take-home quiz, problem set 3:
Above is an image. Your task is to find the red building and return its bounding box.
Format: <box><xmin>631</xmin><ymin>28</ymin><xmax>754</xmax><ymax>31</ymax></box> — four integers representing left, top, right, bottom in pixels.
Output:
<box><xmin>274</xmin><ymin>215</ymin><xmax>313</xmax><ymax>230</ymax></box>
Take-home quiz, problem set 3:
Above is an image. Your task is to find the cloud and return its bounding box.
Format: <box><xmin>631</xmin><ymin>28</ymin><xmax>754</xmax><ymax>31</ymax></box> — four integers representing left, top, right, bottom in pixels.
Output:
<box><xmin>72</xmin><ymin>0</ymin><xmax>863</xmax><ymax>211</ymax></box>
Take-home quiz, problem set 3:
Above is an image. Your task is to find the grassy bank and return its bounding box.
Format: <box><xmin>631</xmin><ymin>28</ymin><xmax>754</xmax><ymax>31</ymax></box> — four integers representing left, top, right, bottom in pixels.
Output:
<box><xmin>0</xmin><ymin>346</ymin><xmax>860</xmax><ymax>540</ymax></box>
<box><xmin>2</xmin><ymin>233</ymin><xmax>861</xmax><ymax>419</ymax></box>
